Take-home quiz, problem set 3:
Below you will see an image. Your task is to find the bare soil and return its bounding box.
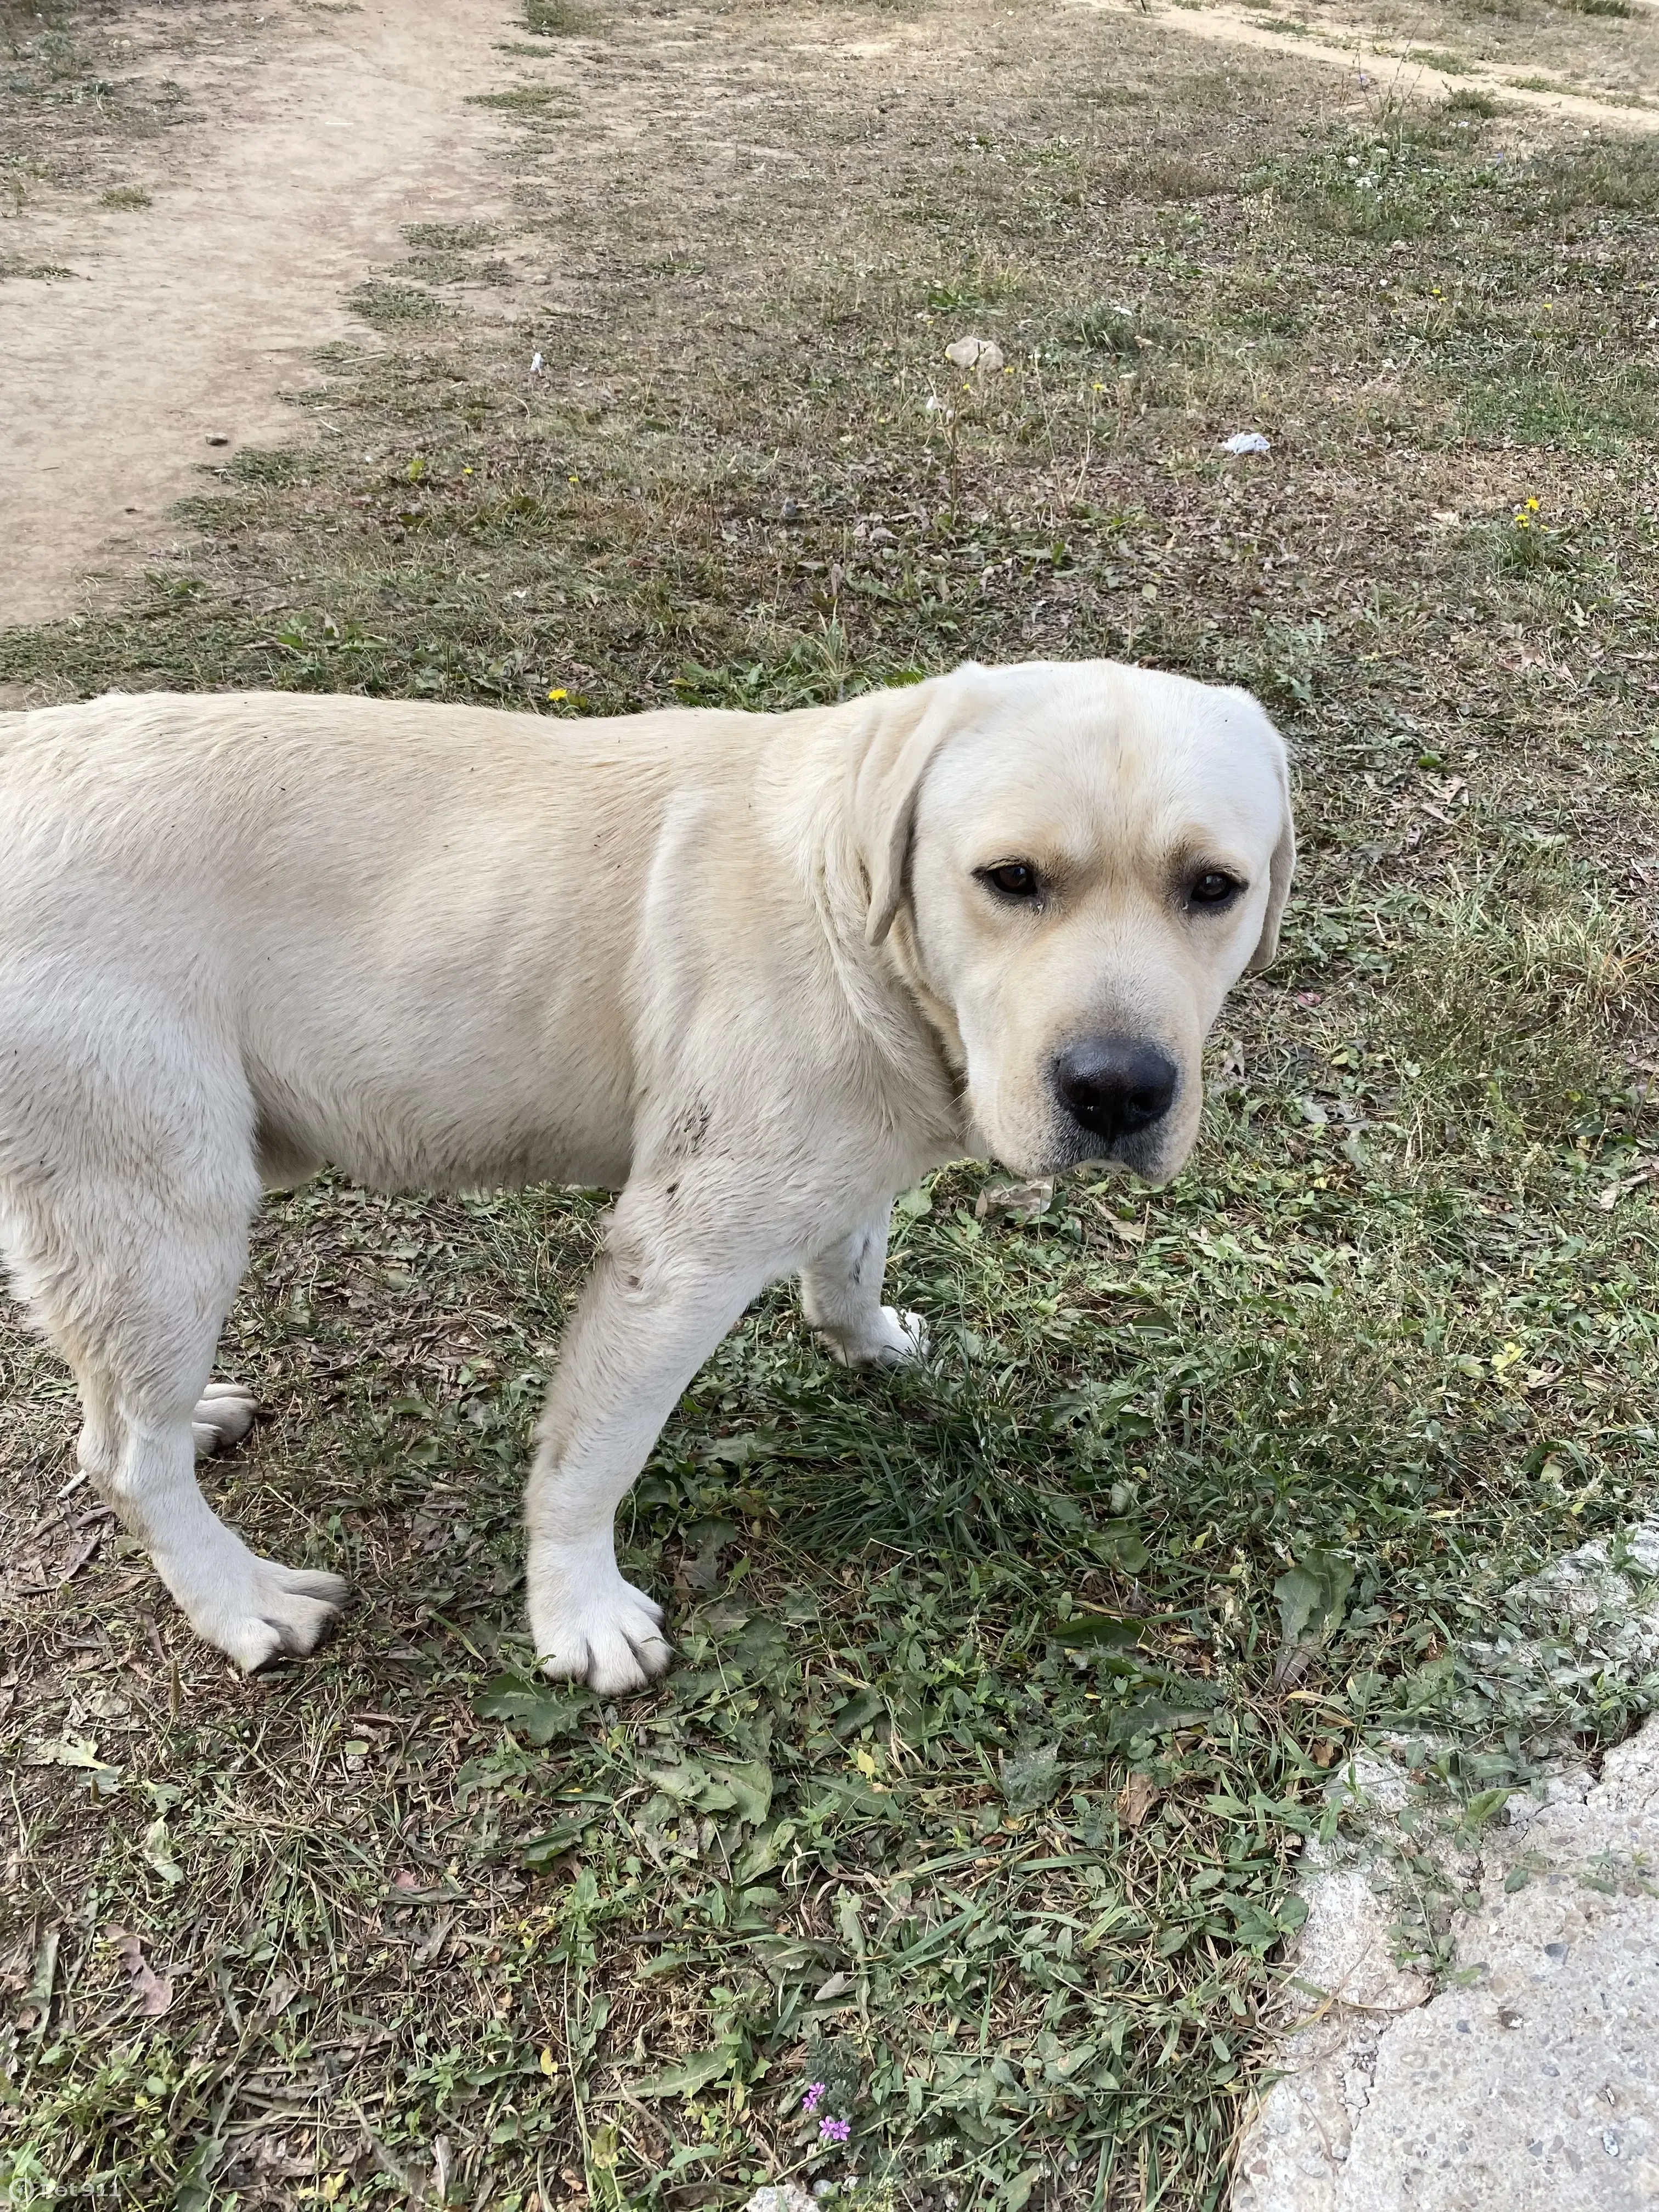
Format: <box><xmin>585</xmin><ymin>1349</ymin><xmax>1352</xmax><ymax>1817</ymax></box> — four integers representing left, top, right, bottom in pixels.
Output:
<box><xmin>0</xmin><ymin>0</ymin><xmax>520</xmax><ymax>626</ymax></box>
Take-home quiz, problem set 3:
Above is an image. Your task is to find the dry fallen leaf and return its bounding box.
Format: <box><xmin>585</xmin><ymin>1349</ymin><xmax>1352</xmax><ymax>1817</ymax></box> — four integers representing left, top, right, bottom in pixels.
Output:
<box><xmin>975</xmin><ymin>1176</ymin><xmax>1053</xmax><ymax>1222</ymax></box>
<box><xmin>1118</xmin><ymin>1773</ymin><xmax>1160</xmax><ymax>1830</ymax></box>
<box><xmin>1095</xmin><ymin>1205</ymin><xmax>1147</xmax><ymax>1245</ymax></box>
<box><xmin>263</xmin><ymin>1972</ymin><xmax>300</xmax><ymax>2018</ymax></box>
<box><xmin>109</xmin><ymin>1928</ymin><xmax>173</xmax><ymax>2017</ymax></box>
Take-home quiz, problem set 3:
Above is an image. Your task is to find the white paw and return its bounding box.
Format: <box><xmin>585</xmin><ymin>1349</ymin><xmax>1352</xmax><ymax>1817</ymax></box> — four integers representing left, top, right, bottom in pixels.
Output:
<box><xmin>157</xmin><ymin>1544</ymin><xmax>348</xmax><ymax>1672</ymax></box>
<box><xmin>529</xmin><ymin>1556</ymin><xmax>672</xmax><ymax>1696</ymax></box>
<box><xmin>825</xmin><ymin>1305</ymin><xmax>929</xmax><ymax>1368</ymax></box>
<box><xmin>191</xmin><ymin>1380</ymin><xmax>259</xmax><ymax>1458</ymax></box>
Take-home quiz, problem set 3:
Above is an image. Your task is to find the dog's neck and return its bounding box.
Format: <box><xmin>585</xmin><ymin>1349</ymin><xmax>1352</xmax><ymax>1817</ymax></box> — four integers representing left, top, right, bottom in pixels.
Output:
<box><xmin>759</xmin><ymin>714</ymin><xmax>968</xmax><ymax>1162</ymax></box>
<box><xmin>881</xmin><ymin>904</ymin><xmax>970</xmax><ymax>1092</ymax></box>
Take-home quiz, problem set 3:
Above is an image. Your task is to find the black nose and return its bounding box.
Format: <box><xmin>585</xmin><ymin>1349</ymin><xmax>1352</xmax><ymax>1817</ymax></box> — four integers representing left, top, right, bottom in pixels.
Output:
<box><xmin>1054</xmin><ymin>1036</ymin><xmax>1178</xmax><ymax>1146</ymax></box>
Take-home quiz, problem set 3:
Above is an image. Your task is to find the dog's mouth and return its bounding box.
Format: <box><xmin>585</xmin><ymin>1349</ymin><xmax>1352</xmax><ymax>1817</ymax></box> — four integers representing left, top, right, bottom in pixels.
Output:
<box><xmin>994</xmin><ymin>1091</ymin><xmax>1198</xmax><ymax>1186</ymax></box>
<box><xmin>1046</xmin><ymin>1128</ymin><xmax>1181</xmax><ymax>1185</ymax></box>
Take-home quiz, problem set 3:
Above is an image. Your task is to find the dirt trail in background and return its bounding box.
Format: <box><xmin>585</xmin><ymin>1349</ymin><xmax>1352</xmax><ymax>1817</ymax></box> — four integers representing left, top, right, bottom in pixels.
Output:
<box><xmin>0</xmin><ymin>0</ymin><xmax>521</xmax><ymax>628</ymax></box>
<box><xmin>1070</xmin><ymin>0</ymin><xmax>1659</xmax><ymax>134</ymax></box>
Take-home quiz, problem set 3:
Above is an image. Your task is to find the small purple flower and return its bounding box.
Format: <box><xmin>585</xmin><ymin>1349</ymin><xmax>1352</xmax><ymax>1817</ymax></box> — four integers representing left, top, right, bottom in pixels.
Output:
<box><xmin>820</xmin><ymin>2117</ymin><xmax>851</xmax><ymax>2145</ymax></box>
<box><xmin>802</xmin><ymin>2081</ymin><xmax>827</xmax><ymax>2115</ymax></box>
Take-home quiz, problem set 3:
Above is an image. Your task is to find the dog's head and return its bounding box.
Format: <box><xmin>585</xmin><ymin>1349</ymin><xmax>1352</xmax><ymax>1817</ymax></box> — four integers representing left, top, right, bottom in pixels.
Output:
<box><xmin>854</xmin><ymin>659</ymin><xmax>1293</xmax><ymax>1183</ymax></box>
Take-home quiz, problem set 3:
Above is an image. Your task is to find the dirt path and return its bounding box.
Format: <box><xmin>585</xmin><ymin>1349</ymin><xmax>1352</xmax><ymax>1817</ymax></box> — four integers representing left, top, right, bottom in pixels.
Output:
<box><xmin>1068</xmin><ymin>0</ymin><xmax>1659</xmax><ymax>135</ymax></box>
<box><xmin>0</xmin><ymin>0</ymin><xmax>524</xmax><ymax>628</ymax></box>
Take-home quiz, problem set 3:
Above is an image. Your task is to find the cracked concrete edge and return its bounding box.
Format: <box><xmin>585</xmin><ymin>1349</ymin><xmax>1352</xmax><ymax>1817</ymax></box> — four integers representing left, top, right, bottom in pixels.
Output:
<box><xmin>1231</xmin><ymin>1523</ymin><xmax>1659</xmax><ymax>2211</ymax></box>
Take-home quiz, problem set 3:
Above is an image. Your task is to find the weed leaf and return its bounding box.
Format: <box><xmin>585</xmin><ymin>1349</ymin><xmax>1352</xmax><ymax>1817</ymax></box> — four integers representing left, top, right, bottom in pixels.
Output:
<box><xmin>634</xmin><ymin>2041</ymin><xmax>743</xmax><ymax>2100</ymax></box>
<box><xmin>1272</xmin><ymin>1550</ymin><xmax>1356</xmax><ymax>1687</ymax></box>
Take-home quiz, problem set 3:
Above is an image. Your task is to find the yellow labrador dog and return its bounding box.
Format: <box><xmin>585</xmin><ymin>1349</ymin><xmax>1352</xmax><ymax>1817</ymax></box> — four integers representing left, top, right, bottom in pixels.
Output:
<box><xmin>0</xmin><ymin>661</ymin><xmax>1291</xmax><ymax>1692</ymax></box>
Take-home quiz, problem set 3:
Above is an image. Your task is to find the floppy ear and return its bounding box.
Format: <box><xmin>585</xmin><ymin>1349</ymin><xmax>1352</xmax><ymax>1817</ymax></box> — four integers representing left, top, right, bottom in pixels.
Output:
<box><xmin>852</xmin><ymin>667</ymin><xmax>983</xmax><ymax>945</ymax></box>
<box><xmin>1247</xmin><ymin>726</ymin><xmax>1295</xmax><ymax>974</ymax></box>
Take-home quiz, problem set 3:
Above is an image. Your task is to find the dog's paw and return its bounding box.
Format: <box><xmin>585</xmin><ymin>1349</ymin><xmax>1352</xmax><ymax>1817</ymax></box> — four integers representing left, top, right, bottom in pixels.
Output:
<box><xmin>160</xmin><ymin>1547</ymin><xmax>348</xmax><ymax>1672</ymax></box>
<box><xmin>530</xmin><ymin>1564</ymin><xmax>673</xmax><ymax>1696</ymax></box>
<box><xmin>825</xmin><ymin>1305</ymin><xmax>929</xmax><ymax>1368</ymax></box>
<box><xmin>191</xmin><ymin>1380</ymin><xmax>260</xmax><ymax>1458</ymax></box>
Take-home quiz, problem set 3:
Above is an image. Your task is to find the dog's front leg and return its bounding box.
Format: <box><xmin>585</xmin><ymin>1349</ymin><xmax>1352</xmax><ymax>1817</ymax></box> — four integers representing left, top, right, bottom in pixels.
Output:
<box><xmin>525</xmin><ymin>1184</ymin><xmax>770</xmax><ymax>1696</ymax></box>
<box><xmin>800</xmin><ymin>1209</ymin><xmax>928</xmax><ymax>1367</ymax></box>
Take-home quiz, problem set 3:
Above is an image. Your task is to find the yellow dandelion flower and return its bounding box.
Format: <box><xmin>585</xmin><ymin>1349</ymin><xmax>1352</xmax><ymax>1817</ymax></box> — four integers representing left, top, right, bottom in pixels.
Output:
<box><xmin>548</xmin><ymin>688</ymin><xmax>568</xmax><ymax>702</ymax></box>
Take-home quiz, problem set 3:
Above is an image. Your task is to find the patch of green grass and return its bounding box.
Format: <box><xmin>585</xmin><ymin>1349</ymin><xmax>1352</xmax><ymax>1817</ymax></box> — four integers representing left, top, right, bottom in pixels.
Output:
<box><xmin>402</xmin><ymin>221</ymin><xmax>501</xmax><ymax>252</ymax></box>
<box><xmin>1076</xmin><ymin>303</ymin><xmax>1192</xmax><ymax>358</ymax></box>
<box><xmin>403</xmin><ymin>250</ymin><xmax>515</xmax><ymax>287</ymax></box>
<box><xmin>467</xmin><ymin>82</ymin><xmax>575</xmax><ymax>113</ymax></box>
<box><xmin>98</xmin><ymin>184</ymin><xmax>149</xmax><ymax>208</ymax></box>
<box><xmin>346</xmin><ymin>280</ymin><xmax>453</xmax><ymax>329</ymax></box>
<box><xmin>924</xmin><ymin>255</ymin><xmax>1026</xmax><ymax>312</ymax></box>
<box><xmin>1372</xmin><ymin>874</ymin><xmax>1646</xmax><ymax>1158</ymax></box>
<box><xmin>1458</xmin><ymin>362</ymin><xmax>1659</xmax><ymax>449</ymax></box>
<box><xmin>218</xmin><ymin>446</ymin><xmax>311</xmax><ymax>490</ymax></box>
<box><xmin>525</xmin><ymin>0</ymin><xmax>592</xmax><ymax>30</ymax></box>
<box><xmin>1533</xmin><ymin>136</ymin><xmax>1659</xmax><ymax>212</ymax></box>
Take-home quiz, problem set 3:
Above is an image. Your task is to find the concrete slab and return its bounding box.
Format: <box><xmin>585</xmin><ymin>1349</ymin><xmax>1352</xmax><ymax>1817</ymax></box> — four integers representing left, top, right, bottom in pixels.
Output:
<box><xmin>1235</xmin><ymin>1697</ymin><xmax>1659</xmax><ymax>2210</ymax></box>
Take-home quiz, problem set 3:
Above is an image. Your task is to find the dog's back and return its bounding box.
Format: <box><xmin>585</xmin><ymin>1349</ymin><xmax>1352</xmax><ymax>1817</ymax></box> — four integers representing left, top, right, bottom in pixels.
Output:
<box><xmin>0</xmin><ymin>686</ymin><xmax>836</xmax><ymax>1195</ymax></box>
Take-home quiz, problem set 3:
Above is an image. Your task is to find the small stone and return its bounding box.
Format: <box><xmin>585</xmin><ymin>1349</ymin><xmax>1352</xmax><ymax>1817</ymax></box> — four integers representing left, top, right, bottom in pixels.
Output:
<box><xmin>744</xmin><ymin>2187</ymin><xmax>817</xmax><ymax>2212</ymax></box>
<box><xmin>945</xmin><ymin>335</ymin><xmax>1004</xmax><ymax>372</ymax></box>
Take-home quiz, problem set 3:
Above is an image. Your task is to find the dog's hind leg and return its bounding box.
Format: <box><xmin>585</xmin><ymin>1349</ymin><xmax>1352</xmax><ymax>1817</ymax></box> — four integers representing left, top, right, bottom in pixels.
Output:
<box><xmin>800</xmin><ymin>1209</ymin><xmax>928</xmax><ymax>1367</ymax></box>
<box><xmin>0</xmin><ymin>1079</ymin><xmax>346</xmax><ymax>1672</ymax></box>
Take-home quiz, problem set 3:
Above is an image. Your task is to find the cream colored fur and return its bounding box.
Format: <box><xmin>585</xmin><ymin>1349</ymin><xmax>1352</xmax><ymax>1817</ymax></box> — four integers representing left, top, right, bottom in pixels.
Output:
<box><xmin>0</xmin><ymin>661</ymin><xmax>1290</xmax><ymax>1692</ymax></box>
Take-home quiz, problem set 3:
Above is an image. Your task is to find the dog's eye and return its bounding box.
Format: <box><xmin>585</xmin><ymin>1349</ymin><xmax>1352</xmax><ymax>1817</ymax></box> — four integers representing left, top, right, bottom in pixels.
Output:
<box><xmin>979</xmin><ymin>861</ymin><xmax>1040</xmax><ymax>901</ymax></box>
<box><xmin>1189</xmin><ymin>869</ymin><xmax>1242</xmax><ymax>907</ymax></box>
